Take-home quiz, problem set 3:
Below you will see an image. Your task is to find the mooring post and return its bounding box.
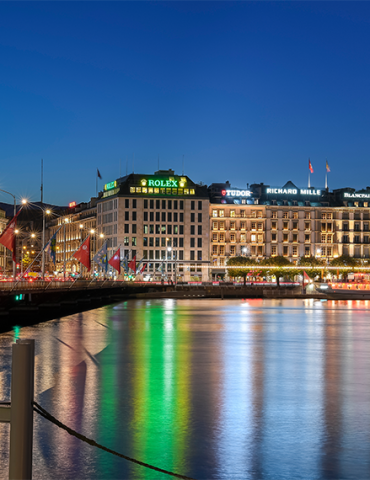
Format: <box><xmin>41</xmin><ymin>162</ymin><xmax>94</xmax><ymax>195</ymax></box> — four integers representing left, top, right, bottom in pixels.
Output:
<box><xmin>9</xmin><ymin>339</ymin><xmax>35</xmax><ymax>480</ymax></box>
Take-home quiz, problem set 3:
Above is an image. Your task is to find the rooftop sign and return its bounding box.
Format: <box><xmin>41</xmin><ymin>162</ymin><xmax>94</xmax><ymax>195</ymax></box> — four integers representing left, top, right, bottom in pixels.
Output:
<box><xmin>266</xmin><ymin>188</ymin><xmax>321</xmax><ymax>196</ymax></box>
<box><xmin>344</xmin><ymin>192</ymin><xmax>370</xmax><ymax>199</ymax></box>
<box><xmin>104</xmin><ymin>181</ymin><xmax>117</xmax><ymax>191</ymax></box>
<box><xmin>222</xmin><ymin>189</ymin><xmax>252</xmax><ymax>197</ymax></box>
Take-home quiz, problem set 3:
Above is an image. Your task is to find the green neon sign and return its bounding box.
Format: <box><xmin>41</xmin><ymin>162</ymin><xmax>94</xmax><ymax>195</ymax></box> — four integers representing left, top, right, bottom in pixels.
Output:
<box><xmin>143</xmin><ymin>179</ymin><xmax>179</xmax><ymax>188</ymax></box>
<box><xmin>104</xmin><ymin>181</ymin><xmax>117</xmax><ymax>191</ymax></box>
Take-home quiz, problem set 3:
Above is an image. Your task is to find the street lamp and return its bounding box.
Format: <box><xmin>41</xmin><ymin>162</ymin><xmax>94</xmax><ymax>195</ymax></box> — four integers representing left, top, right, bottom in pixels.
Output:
<box><xmin>167</xmin><ymin>246</ymin><xmax>172</xmax><ymax>284</ymax></box>
<box><xmin>242</xmin><ymin>247</ymin><xmax>248</xmax><ymax>256</ymax></box>
<box><xmin>0</xmin><ymin>188</ymin><xmax>17</xmax><ymax>279</ymax></box>
<box><xmin>21</xmin><ymin>200</ymin><xmax>52</xmax><ymax>280</ymax></box>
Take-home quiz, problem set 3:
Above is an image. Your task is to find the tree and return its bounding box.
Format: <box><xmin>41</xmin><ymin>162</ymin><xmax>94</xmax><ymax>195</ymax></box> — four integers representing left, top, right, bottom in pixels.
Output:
<box><xmin>261</xmin><ymin>256</ymin><xmax>293</xmax><ymax>286</ymax></box>
<box><xmin>330</xmin><ymin>255</ymin><xmax>358</xmax><ymax>280</ymax></box>
<box><xmin>297</xmin><ymin>256</ymin><xmax>325</xmax><ymax>279</ymax></box>
<box><xmin>227</xmin><ymin>256</ymin><xmax>255</xmax><ymax>285</ymax></box>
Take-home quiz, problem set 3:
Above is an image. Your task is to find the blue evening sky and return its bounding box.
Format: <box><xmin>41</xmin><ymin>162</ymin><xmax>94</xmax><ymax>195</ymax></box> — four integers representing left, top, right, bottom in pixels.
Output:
<box><xmin>1</xmin><ymin>2</ymin><xmax>370</xmax><ymax>205</ymax></box>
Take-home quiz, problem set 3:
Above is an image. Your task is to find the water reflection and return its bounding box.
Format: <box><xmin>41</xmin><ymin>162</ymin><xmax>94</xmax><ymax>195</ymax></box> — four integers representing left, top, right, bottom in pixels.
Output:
<box><xmin>0</xmin><ymin>299</ymin><xmax>370</xmax><ymax>479</ymax></box>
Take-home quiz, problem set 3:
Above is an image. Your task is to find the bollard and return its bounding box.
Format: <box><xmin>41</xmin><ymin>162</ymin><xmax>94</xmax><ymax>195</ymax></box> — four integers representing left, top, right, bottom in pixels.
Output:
<box><xmin>9</xmin><ymin>339</ymin><xmax>35</xmax><ymax>480</ymax></box>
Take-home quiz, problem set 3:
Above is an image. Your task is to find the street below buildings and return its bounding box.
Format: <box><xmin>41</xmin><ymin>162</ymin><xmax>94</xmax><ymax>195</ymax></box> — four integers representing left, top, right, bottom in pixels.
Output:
<box><xmin>1</xmin><ymin>298</ymin><xmax>370</xmax><ymax>479</ymax></box>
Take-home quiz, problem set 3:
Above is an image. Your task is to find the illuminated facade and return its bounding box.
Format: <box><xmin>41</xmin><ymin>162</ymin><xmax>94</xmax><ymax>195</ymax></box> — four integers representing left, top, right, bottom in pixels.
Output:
<box><xmin>0</xmin><ymin>208</ymin><xmax>8</xmax><ymax>273</ymax></box>
<box><xmin>47</xmin><ymin>198</ymin><xmax>97</xmax><ymax>275</ymax></box>
<box><xmin>97</xmin><ymin>170</ymin><xmax>210</xmax><ymax>281</ymax></box>
<box><xmin>209</xmin><ymin>181</ymin><xmax>370</xmax><ymax>278</ymax></box>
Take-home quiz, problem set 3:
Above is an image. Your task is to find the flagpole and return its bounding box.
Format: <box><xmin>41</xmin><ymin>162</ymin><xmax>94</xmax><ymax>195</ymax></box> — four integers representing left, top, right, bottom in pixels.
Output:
<box><xmin>325</xmin><ymin>172</ymin><xmax>328</xmax><ymax>189</ymax></box>
<box><xmin>308</xmin><ymin>171</ymin><xmax>310</xmax><ymax>188</ymax></box>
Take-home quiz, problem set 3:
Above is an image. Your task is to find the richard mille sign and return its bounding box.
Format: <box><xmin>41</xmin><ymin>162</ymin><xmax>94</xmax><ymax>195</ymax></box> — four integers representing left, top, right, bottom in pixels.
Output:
<box><xmin>266</xmin><ymin>188</ymin><xmax>321</xmax><ymax>196</ymax></box>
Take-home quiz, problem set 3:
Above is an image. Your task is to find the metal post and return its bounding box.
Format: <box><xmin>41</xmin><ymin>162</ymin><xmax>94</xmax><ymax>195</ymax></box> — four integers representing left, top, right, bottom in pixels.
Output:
<box><xmin>42</xmin><ymin>211</ymin><xmax>45</xmax><ymax>281</ymax></box>
<box><xmin>9</xmin><ymin>339</ymin><xmax>35</xmax><ymax>480</ymax></box>
<box><xmin>63</xmin><ymin>222</ymin><xmax>66</xmax><ymax>281</ymax></box>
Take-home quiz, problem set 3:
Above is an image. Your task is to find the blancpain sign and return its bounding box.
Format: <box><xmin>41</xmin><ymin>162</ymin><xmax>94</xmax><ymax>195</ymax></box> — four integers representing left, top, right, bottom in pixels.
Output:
<box><xmin>266</xmin><ymin>188</ymin><xmax>321</xmax><ymax>196</ymax></box>
<box><xmin>344</xmin><ymin>192</ymin><xmax>370</xmax><ymax>199</ymax></box>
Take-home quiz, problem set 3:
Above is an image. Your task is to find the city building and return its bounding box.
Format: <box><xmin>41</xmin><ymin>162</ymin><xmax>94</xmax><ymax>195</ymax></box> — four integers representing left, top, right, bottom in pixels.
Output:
<box><xmin>0</xmin><ymin>207</ymin><xmax>9</xmax><ymax>274</ymax></box>
<box><xmin>97</xmin><ymin>170</ymin><xmax>210</xmax><ymax>281</ymax></box>
<box><xmin>47</xmin><ymin>198</ymin><xmax>98</xmax><ymax>276</ymax></box>
<box><xmin>209</xmin><ymin>180</ymin><xmax>370</xmax><ymax>279</ymax></box>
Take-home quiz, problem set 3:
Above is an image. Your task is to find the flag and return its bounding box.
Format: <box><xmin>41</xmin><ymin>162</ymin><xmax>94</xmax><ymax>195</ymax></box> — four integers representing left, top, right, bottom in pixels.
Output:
<box><xmin>309</xmin><ymin>159</ymin><xmax>314</xmax><ymax>173</ymax></box>
<box><xmin>44</xmin><ymin>225</ymin><xmax>63</xmax><ymax>265</ymax></box>
<box><xmin>73</xmin><ymin>236</ymin><xmax>91</xmax><ymax>271</ymax></box>
<box><xmin>139</xmin><ymin>263</ymin><xmax>147</xmax><ymax>274</ymax></box>
<box><xmin>97</xmin><ymin>168</ymin><xmax>102</xmax><ymax>179</ymax></box>
<box><xmin>128</xmin><ymin>255</ymin><xmax>136</xmax><ymax>272</ymax></box>
<box><xmin>135</xmin><ymin>257</ymin><xmax>145</xmax><ymax>275</ymax></box>
<box><xmin>93</xmin><ymin>242</ymin><xmax>108</xmax><ymax>271</ymax></box>
<box><xmin>121</xmin><ymin>254</ymin><xmax>129</xmax><ymax>274</ymax></box>
<box><xmin>108</xmin><ymin>247</ymin><xmax>121</xmax><ymax>272</ymax></box>
<box><xmin>303</xmin><ymin>271</ymin><xmax>311</xmax><ymax>284</ymax></box>
<box><xmin>0</xmin><ymin>209</ymin><xmax>21</xmax><ymax>262</ymax></box>
<box><xmin>326</xmin><ymin>160</ymin><xmax>330</xmax><ymax>172</ymax></box>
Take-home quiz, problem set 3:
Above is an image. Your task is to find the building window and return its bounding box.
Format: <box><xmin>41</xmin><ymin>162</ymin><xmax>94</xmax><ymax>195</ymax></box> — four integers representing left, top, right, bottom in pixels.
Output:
<box><xmin>219</xmin><ymin>210</ymin><xmax>224</xmax><ymax>218</ymax></box>
<box><xmin>212</xmin><ymin>245</ymin><xmax>218</xmax><ymax>255</ymax></box>
<box><xmin>283</xmin><ymin>234</ymin><xmax>288</xmax><ymax>242</ymax></box>
<box><xmin>240</xmin><ymin>233</ymin><xmax>246</xmax><ymax>242</ymax></box>
<box><xmin>219</xmin><ymin>221</ymin><xmax>225</xmax><ymax>231</ymax></box>
<box><xmin>251</xmin><ymin>234</ymin><xmax>256</xmax><ymax>242</ymax></box>
<box><xmin>191</xmin><ymin>213</ymin><xmax>195</xmax><ymax>222</ymax></box>
<box><xmin>230</xmin><ymin>222</ymin><xmax>236</xmax><ymax>231</ymax></box>
<box><xmin>283</xmin><ymin>246</ymin><xmax>289</xmax><ymax>256</ymax></box>
<box><xmin>213</xmin><ymin>233</ymin><xmax>218</xmax><ymax>242</ymax></box>
<box><xmin>132</xmin><ymin>237</ymin><xmax>136</xmax><ymax>246</ymax></box>
<box><xmin>283</xmin><ymin>222</ymin><xmax>288</xmax><ymax>230</ymax></box>
<box><xmin>190</xmin><ymin>251</ymin><xmax>195</xmax><ymax>260</ymax></box>
<box><xmin>292</xmin><ymin>246</ymin><xmax>298</xmax><ymax>256</ymax></box>
<box><xmin>283</xmin><ymin>212</ymin><xmax>288</xmax><ymax>219</ymax></box>
<box><xmin>198</xmin><ymin>201</ymin><xmax>202</xmax><ymax>210</ymax></box>
<box><xmin>125</xmin><ymin>199</ymin><xmax>129</xmax><ymax>208</ymax></box>
<box><xmin>191</xmin><ymin>225</ymin><xmax>195</xmax><ymax>235</ymax></box>
<box><xmin>251</xmin><ymin>222</ymin><xmax>256</xmax><ymax>231</ymax></box>
<box><xmin>230</xmin><ymin>233</ymin><xmax>236</xmax><ymax>243</ymax></box>
<box><xmin>124</xmin><ymin>237</ymin><xmax>129</xmax><ymax>246</ymax></box>
<box><xmin>219</xmin><ymin>246</ymin><xmax>225</xmax><ymax>255</ymax></box>
<box><xmin>230</xmin><ymin>210</ymin><xmax>236</xmax><ymax>218</ymax></box>
<box><xmin>190</xmin><ymin>238</ymin><xmax>195</xmax><ymax>248</ymax></box>
<box><xmin>198</xmin><ymin>213</ymin><xmax>202</xmax><ymax>223</ymax></box>
<box><xmin>124</xmin><ymin>224</ymin><xmax>129</xmax><ymax>234</ymax></box>
<box><xmin>198</xmin><ymin>225</ymin><xmax>202</xmax><ymax>235</ymax></box>
<box><xmin>293</xmin><ymin>222</ymin><xmax>298</xmax><ymax>230</ymax></box>
<box><xmin>212</xmin><ymin>210</ymin><xmax>218</xmax><ymax>217</ymax></box>
<box><xmin>271</xmin><ymin>222</ymin><xmax>277</xmax><ymax>230</ymax></box>
<box><xmin>272</xmin><ymin>211</ymin><xmax>277</xmax><ymax>219</ymax></box>
<box><xmin>240</xmin><ymin>222</ymin><xmax>246</xmax><ymax>230</ymax></box>
<box><xmin>197</xmin><ymin>251</ymin><xmax>202</xmax><ymax>260</ymax></box>
<box><xmin>191</xmin><ymin>201</ymin><xmax>195</xmax><ymax>210</ymax></box>
<box><xmin>132</xmin><ymin>225</ymin><xmax>137</xmax><ymax>234</ymax></box>
<box><xmin>271</xmin><ymin>245</ymin><xmax>277</xmax><ymax>256</ymax></box>
<box><xmin>125</xmin><ymin>211</ymin><xmax>129</xmax><ymax>221</ymax></box>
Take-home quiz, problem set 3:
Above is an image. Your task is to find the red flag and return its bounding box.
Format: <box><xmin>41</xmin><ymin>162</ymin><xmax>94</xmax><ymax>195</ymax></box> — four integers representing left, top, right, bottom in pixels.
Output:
<box><xmin>128</xmin><ymin>255</ymin><xmax>136</xmax><ymax>272</ymax></box>
<box><xmin>139</xmin><ymin>263</ymin><xmax>147</xmax><ymax>274</ymax></box>
<box><xmin>73</xmin><ymin>236</ymin><xmax>91</xmax><ymax>271</ymax></box>
<box><xmin>108</xmin><ymin>248</ymin><xmax>121</xmax><ymax>272</ymax></box>
<box><xmin>326</xmin><ymin>160</ymin><xmax>330</xmax><ymax>172</ymax></box>
<box><xmin>0</xmin><ymin>210</ymin><xmax>21</xmax><ymax>262</ymax></box>
<box><xmin>309</xmin><ymin>159</ymin><xmax>314</xmax><ymax>173</ymax></box>
<box><xmin>303</xmin><ymin>271</ymin><xmax>311</xmax><ymax>284</ymax></box>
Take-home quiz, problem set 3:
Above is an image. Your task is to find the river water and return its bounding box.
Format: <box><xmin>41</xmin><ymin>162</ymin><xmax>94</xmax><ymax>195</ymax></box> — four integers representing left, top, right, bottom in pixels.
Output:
<box><xmin>1</xmin><ymin>298</ymin><xmax>370</xmax><ymax>480</ymax></box>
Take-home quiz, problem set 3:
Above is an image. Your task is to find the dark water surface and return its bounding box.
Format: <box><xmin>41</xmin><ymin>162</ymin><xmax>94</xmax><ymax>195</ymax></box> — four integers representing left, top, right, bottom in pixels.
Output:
<box><xmin>1</xmin><ymin>298</ymin><xmax>370</xmax><ymax>479</ymax></box>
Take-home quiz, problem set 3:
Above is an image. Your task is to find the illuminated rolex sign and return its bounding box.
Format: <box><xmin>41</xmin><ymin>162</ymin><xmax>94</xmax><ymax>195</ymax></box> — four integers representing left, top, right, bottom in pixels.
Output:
<box><xmin>104</xmin><ymin>181</ymin><xmax>117</xmax><ymax>191</ymax></box>
<box><xmin>146</xmin><ymin>179</ymin><xmax>178</xmax><ymax>187</ymax></box>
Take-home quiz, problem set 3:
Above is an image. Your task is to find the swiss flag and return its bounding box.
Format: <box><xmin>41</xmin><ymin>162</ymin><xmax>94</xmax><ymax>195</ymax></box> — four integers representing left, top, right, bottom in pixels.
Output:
<box><xmin>108</xmin><ymin>248</ymin><xmax>121</xmax><ymax>272</ymax></box>
<box><xmin>73</xmin><ymin>236</ymin><xmax>91</xmax><ymax>271</ymax></box>
<box><xmin>128</xmin><ymin>255</ymin><xmax>136</xmax><ymax>272</ymax></box>
<box><xmin>308</xmin><ymin>159</ymin><xmax>314</xmax><ymax>173</ymax></box>
<box><xmin>0</xmin><ymin>210</ymin><xmax>21</xmax><ymax>262</ymax></box>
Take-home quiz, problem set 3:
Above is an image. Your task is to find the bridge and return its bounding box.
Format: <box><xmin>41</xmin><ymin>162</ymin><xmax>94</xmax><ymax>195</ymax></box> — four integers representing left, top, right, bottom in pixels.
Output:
<box><xmin>0</xmin><ymin>280</ymin><xmax>304</xmax><ymax>333</ymax></box>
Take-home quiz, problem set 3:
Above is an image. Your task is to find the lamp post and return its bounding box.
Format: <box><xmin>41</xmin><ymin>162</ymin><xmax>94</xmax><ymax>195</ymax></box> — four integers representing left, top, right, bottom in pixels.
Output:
<box><xmin>21</xmin><ymin>200</ymin><xmax>51</xmax><ymax>280</ymax></box>
<box><xmin>0</xmin><ymin>189</ymin><xmax>17</xmax><ymax>279</ymax></box>
<box><xmin>167</xmin><ymin>246</ymin><xmax>172</xmax><ymax>284</ymax></box>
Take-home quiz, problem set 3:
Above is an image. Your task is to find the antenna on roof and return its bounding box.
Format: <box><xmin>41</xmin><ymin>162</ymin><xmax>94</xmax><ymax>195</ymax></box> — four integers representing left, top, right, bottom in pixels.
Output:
<box><xmin>40</xmin><ymin>158</ymin><xmax>43</xmax><ymax>204</ymax></box>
